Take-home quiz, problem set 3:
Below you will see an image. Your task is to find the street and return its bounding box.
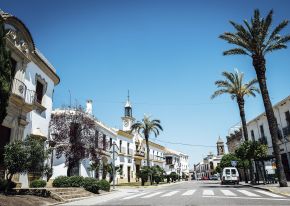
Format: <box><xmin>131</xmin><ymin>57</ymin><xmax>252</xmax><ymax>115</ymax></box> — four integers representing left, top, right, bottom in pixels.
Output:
<box><xmin>89</xmin><ymin>181</ymin><xmax>290</xmax><ymax>206</ymax></box>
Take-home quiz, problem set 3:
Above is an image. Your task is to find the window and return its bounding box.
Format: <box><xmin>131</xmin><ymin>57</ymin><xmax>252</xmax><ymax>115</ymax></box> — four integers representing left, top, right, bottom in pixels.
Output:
<box><xmin>260</xmin><ymin>125</ymin><xmax>265</xmax><ymax>137</ymax></box>
<box><xmin>286</xmin><ymin>111</ymin><xmax>290</xmax><ymax>126</ymax></box>
<box><xmin>127</xmin><ymin>142</ymin><xmax>130</xmax><ymax>154</ymax></box>
<box><xmin>10</xmin><ymin>58</ymin><xmax>17</xmax><ymax>76</ymax></box>
<box><xmin>110</xmin><ymin>138</ymin><xmax>112</xmax><ymax>147</ymax></box>
<box><xmin>166</xmin><ymin>157</ymin><xmax>172</xmax><ymax>165</ymax></box>
<box><xmin>231</xmin><ymin>169</ymin><xmax>237</xmax><ymax>175</ymax></box>
<box><xmin>251</xmin><ymin>130</ymin><xmax>255</xmax><ymax>141</ymax></box>
<box><xmin>102</xmin><ymin>134</ymin><xmax>106</xmax><ymax>150</ymax></box>
<box><xmin>95</xmin><ymin>130</ymin><xmax>99</xmax><ymax>148</ymax></box>
<box><xmin>120</xmin><ymin>165</ymin><xmax>123</xmax><ymax>176</ymax></box>
<box><xmin>119</xmin><ymin>140</ymin><xmax>122</xmax><ymax>153</ymax></box>
<box><xmin>36</xmin><ymin>80</ymin><xmax>44</xmax><ymax>104</ymax></box>
<box><xmin>225</xmin><ymin>169</ymin><xmax>230</xmax><ymax>175</ymax></box>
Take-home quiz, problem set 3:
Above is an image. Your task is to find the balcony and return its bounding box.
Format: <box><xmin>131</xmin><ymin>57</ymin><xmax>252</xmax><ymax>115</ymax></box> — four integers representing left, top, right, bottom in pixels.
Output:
<box><xmin>11</xmin><ymin>78</ymin><xmax>36</xmax><ymax>107</ymax></box>
<box><xmin>134</xmin><ymin>150</ymin><xmax>145</xmax><ymax>157</ymax></box>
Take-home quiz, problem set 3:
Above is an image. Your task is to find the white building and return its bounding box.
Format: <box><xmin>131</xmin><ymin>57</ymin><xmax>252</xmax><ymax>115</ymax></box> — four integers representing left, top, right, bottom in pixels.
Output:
<box><xmin>245</xmin><ymin>95</ymin><xmax>290</xmax><ymax>181</ymax></box>
<box><xmin>0</xmin><ymin>10</ymin><xmax>60</xmax><ymax>188</ymax></box>
<box><xmin>164</xmin><ymin>148</ymin><xmax>190</xmax><ymax>177</ymax></box>
<box><xmin>51</xmin><ymin>101</ymin><xmax>116</xmax><ymax>180</ymax></box>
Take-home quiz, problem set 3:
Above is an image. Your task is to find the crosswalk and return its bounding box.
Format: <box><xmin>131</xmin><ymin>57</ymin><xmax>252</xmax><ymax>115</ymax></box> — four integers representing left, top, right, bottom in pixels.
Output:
<box><xmin>121</xmin><ymin>189</ymin><xmax>287</xmax><ymax>200</ymax></box>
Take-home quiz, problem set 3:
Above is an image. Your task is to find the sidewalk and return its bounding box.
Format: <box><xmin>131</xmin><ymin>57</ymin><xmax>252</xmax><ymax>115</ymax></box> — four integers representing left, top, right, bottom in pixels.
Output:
<box><xmin>240</xmin><ymin>182</ymin><xmax>290</xmax><ymax>197</ymax></box>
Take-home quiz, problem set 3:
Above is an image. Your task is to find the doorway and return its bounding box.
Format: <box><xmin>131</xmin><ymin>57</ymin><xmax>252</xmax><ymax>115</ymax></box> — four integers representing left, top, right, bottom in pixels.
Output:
<box><xmin>0</xmin><ymin>125</ymin><xmax>11</xmax><ymax>178</ymax></box>
<box><xmin>281</xmin><ymin>153</ymin><xmax>290</xmax><ymax>181</ymax></box>
<box><xmin>127</xmin><ymin>166</ymin><xmax>131</xmax><ymax>183</ymax></box>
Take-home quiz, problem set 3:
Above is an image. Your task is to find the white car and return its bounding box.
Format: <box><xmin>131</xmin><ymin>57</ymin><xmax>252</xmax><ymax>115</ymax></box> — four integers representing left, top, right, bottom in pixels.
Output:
<box><xmin>221</xmin><ymin>167</ymin><xmax>239</xmax><ymax>185</ymax></box>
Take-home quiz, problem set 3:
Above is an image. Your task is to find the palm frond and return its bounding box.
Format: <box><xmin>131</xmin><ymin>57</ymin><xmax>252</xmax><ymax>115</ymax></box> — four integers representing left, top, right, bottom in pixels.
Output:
<box><xmin>223</xmin><ymin>48</ymin><xmax>250</xmax><ymax>56</ymax></box>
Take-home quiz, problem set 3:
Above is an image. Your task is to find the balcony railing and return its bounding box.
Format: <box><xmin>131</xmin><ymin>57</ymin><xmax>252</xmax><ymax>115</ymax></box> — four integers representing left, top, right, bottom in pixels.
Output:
<box><xmin>135</xmin><ymin>150</ymin><xmax>145</xmax><ymax>157</ymax></box>
<box><xmin>11</xmin><ymin>78</ymin><xmax>36</xmax><ymax>105</ymax></box>
<box><xmin>11</xmin><ymin>78</ymin><xmax>27</xmax><ymax>99</ymax></box>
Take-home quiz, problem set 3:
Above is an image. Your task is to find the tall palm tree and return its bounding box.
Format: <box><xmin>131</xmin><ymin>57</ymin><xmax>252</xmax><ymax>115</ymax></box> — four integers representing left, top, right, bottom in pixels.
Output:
<box><xmin>220</xmin><ymin>9</ymin><xmax>290</xmax><ymax>187</ymax></box>
<box><xmin>212</xmin><ymin>69</ymin><xmax>259</xmax><ymax>142</ymax></box>
<box><xmin>212</xmin><ymin>69</ymin><xmax>259</xmax><ymax>183</ymax></box>
<box><xmin>131</xmin><ymin>115</ymin><xmax>163</xmax><ymax>167</ymax></box>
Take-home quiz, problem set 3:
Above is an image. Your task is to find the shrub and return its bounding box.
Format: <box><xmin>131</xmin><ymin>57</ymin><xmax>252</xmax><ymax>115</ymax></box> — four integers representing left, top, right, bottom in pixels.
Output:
<box><xmin>68</xmin><ymin>176</ymin><xmax>84</xmax><ymax>187</ymax></box>
<box><xmin>30</xmin><ymin>179</ymin><xmax>47</xmax><ymax>188</ymax></box>
<box><xmin>0</xmin><ymin>179</ymin><xmax>16</xmax><ymax>192</ymax></box>
<box><xmin>83</xmin><ymin>177</ymin><xmax>99</xmax><ymax>194</ymax></box>
<box><xmin>52</xmin><ymin>176</ymin><xmax>70</xmax><ymax>187</ymax></box>
<box><xmin>97</xmin><ymin>179</ymin><xmax>110</xmax><ymax>191</ymax></box>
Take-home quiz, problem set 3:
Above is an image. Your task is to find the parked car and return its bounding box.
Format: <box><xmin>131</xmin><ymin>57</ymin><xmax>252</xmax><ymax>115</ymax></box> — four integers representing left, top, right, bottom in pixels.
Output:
<box><xmin>221</xmin><ymin>167</ymin><xmax>239</xmax><ymax>185</ymax></box>
<box><xmin>201</xmin><ymin>176</ymin><xmax>209</xmax><ymax>180</ymax></box>
<box><xmin>209</xmin><ymin>174</ymin><xmax>219</xmax><ymax>180</ymax></box>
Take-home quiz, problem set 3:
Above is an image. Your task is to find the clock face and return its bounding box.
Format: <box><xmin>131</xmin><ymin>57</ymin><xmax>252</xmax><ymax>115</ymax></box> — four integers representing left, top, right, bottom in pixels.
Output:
<box><xmin>124</xmin><ymin>120</ymin><xmax>129</xmax><ymax>127</ymax></box>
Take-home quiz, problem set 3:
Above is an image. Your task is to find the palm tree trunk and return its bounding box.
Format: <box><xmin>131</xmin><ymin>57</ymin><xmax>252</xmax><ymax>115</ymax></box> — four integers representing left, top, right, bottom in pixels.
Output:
<box><xmin>145</xmin><ymin>136</ymin><xmax>150</xmax><ymax>167</ymax></box>
<box><xmin>253</xmin><ymin>55</ymin><xmax>288</xmax><ymax>187</ymax></box>
<box><xmin>237</xmin><ymin>98</ymin><xmax>253</xmax><ymax>183</ymax></box>
<box><xmin>237</xmin><ymin>98</ymin><xmax>249</xmax><ymax>141</ymax></box>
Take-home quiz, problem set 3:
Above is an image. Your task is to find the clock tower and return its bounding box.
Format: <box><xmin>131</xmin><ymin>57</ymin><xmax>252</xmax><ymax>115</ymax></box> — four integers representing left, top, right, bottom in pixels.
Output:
<box><xmin>122</xmin><ymin>91</ymin><xmax>135</xmax><ymax>131</ymax></box>
<box><xmin>216</xmin><ymin>136</ymin><xmax>225</xmax><ymax>156</ymax></box>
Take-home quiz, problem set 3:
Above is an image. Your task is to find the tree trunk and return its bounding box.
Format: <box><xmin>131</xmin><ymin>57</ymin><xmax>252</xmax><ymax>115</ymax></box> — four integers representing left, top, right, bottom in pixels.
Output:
<box><xmin>252</xmin><ymin>55</ymin><xmax>288</xmax><ymax>187</ymax></box>
<box><xmin>145</xmin><ymin>136</ymin><xmax>150</xmax><ymax>167</ymax></box>
<box><xmin>237</xmin><ymin>98</ymin><xmax>253</xmax><ymax>183</ymax></box>
<box><xmin>237</xmin><ymin>98</ymin><xmax>249</xmax><ymax>141</ymax></box>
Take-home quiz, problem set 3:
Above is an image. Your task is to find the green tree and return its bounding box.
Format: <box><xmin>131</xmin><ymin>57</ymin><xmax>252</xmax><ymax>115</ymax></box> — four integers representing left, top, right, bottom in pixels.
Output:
<box><xmin>0</xmin><ymin>16</ymin><xmax>14</xmax><ymax>124</ymax></box>
<box><xmin>212</xmin><ymin>69</ymin><xmax>259</xmax><ymax>142</ymax></box>
<box><xmin>4</xmin><ymin>140</ymin><xmax>29</xmax><ymax>182</ymax></box>
<box><xmin>131</xmin><ymin>115</ymin><xmax>163</xmax><ymax>168</ymax></box>
<box><xmin>220</xmin><ymin>9</ymin><xmax>290</xmax><ymax>187</ymax></box>
<box><xmin>219</xmin><ymin>153</ymin><xmax>241</xmax><ymax>169</ymax></box>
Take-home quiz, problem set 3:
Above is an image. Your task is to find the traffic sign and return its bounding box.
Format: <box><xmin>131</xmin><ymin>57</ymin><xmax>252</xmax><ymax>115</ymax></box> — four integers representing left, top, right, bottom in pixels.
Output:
<box><xmin>231</xmin><ymin>160</ymin><xmax>237</xmax><ymax>167</ymax></box>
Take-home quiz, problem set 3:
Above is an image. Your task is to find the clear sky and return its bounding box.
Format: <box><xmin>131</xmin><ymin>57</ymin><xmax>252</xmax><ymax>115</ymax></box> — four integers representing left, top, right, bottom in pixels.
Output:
<box><xmin>2</xmin><ymin>0</ymin><xmax>290</xmax><ymax>167</ymax></box>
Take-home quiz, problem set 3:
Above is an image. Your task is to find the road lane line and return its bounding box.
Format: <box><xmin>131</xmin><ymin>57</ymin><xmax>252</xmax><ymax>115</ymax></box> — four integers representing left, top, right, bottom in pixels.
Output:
<box><xmin>161</xmin><ymin>191</ymin><xmax>179</xmax><ymax>197</ymax></box>
<box><xmin>254</xmin><ymin>190</ymin><xmax>285</xmax><ymax>198</ymax></box>
<box><xmin>203</xmin><ymin>190</ymin><xmax>214</xmax><ymax>196</ymax></box>
<box><xmin>221</xmin><ymin>189</ymin><xmax>237</xmax><ymax>196</ymax></box>
<box><xmin>237</xmin><ymin>190</ymin><xmax>261</xmax><ymax>197</ymax></box>
<box><xmin>141</xmin><ymin>191</ymin><xmax>164</xmax><ymax>198</ymax></box>
<box><xmin>122</xmin><ymin>192</ymin><xmax>149</xmax><ymax>200</ymax></box>
<box><xmin>182</xmin><ymin>190</ymin><xmax>196</xmax><ymax>196</ymax></box>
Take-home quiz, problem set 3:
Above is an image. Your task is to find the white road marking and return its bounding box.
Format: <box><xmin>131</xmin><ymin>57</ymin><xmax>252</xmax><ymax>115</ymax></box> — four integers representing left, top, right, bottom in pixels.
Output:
<box><xmin>122</xmin><ymin>192</ymin><xmax>149</xmax><ymax>200</ymax></box>
<box><xmin>254</xmin><ymin>190</ymin><xmax>285</xmax><ymax>198</ymax></box>
<box><xmin>161</xmin><ymin>191</ymin><xmax>179</xmax><ymax>197</ymax></box>
<box><xmin>182</xmin><ymin>190</ymin><xmax>196</xmax><ymax>196</ymax></box>
<box><xmin>202</xmin><ymin>195</ymin><xmax>290</xmax><ymax>201</ymax></box>
<box><xmin>141</xmin><ymin>191</ymin><xmax>164</xmax><ymax>198</ymax></box>
<box><xmin>203</xmin><ymin>190</ymin><xmax>214</xmax><ymax>196</ymax></box>
<box><xmin>221</xmin><ymin>189</ymin><xmax>237</xmax><ymax>196</ymax></box>
<box><xmin>237</xmin><ymin>190</ymin><xmax>261</xmax><ymax>197</ymax></box>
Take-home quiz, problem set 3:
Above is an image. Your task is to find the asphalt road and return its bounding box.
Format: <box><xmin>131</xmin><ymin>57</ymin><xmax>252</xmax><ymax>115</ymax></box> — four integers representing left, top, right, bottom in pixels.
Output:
<box><xmin>94</xmin><ymin>181</ymin><xmax>290</xmax><ymax>206</ymax></box>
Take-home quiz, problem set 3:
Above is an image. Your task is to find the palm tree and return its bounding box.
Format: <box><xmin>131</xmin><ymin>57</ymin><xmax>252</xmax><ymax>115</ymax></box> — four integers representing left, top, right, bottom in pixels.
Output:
<box><xmin>212</xmin><ymin>69</ymin><xmax>259</xmax><ymax>183</ymax></box>
<box><xmin>131</xmin><ymin>115</ymin><xmax>163</xmax><ymax>168</ymax></box>
<box><xmin>220</xmin><ymin>9</ymin><xmax>290</xmax><ymax>187</ymax></box>
<box><xmin>212</xmin><ymin>69</ymin><xmax>259</xmax><ymax>142</ymax></box>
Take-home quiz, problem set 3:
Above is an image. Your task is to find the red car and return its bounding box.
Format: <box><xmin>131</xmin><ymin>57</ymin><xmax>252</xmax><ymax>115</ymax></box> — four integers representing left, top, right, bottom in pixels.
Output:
<box><xmin>201</xmin><ymin>176</ymin><xmax>209</xmax><ymax>180</ymax></box>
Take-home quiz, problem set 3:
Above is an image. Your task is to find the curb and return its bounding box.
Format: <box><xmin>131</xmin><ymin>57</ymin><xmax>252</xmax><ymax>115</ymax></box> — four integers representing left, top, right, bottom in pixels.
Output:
<box><xmin>243</xmin><ymin>183</ymin><xmax>290</xmax><ymax>197</ymax></box>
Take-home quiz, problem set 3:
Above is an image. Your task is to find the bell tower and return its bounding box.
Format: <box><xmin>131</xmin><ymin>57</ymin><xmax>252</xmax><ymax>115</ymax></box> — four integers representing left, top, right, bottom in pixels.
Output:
<box><xmin>121</xmin><ymin>91</ymin><xmax>135</xmax><ymax>131</ymax></box>
<box><xmin>217</xmin><ymin>136</ymin><xmax>225</xmax><ymax>156</ymax></box>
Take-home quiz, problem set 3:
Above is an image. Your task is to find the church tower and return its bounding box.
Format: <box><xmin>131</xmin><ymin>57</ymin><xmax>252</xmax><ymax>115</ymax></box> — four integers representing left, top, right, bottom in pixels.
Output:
<box><xmin>121</xmin><ymin>91</ymin><xmax>135</xmax><ymax>131</ymax></box>
<box><xmin>217</xmin><ymin>136</ymin><xmax>225</xmax><ymax>156</ymax></box>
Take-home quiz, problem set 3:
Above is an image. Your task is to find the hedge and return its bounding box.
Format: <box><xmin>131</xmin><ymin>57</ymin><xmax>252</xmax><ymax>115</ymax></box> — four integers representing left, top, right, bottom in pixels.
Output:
<box><xmin>97</xmin><ymin>179</ymin><xmax>110</xmax><ymax>191</ymax></box>
<box><xmin>83</xmin><ymin>177</ymin><xmax>99</xmax><ymax>194</ymax></box>
<box><xmin>68</xmin><ymin>176</ymin><xmax>84</xmax><ymax>187</ymax></box>
<box><xmin>30</xmin><ymin>179</ymin><xmax>47</xmax><ymax>188</ymax></box>
<box><xmin>52</xmin><ymin>176</ymin><xmax>70</xmax><ymax>187</ymax></box>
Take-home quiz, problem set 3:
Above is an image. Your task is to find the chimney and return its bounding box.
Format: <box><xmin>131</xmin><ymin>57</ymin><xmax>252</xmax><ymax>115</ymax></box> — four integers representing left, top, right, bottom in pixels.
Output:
<box><xmin>86</xmin><ymin>100</ymin><xmax>93</xmax><ymax>115</ymax></box>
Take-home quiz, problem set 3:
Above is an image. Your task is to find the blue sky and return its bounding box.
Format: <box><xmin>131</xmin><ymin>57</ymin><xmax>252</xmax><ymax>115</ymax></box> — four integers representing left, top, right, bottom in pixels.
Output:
<box><xmin>2</xmin><ymin>0</ymin><xmax>290</xmax><ymax>166</ymax></box>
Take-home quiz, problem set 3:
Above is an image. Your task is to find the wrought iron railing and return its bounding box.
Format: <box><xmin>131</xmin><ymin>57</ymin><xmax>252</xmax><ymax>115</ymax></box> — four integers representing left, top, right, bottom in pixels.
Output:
<box><xmin>11</xmin><ymin>78</ymin><xmax>36</xmax><ymax>105</ymax></box>
<box><xmin>11</xmin><ymin>78</ymin><xmax>26</xmax><ymax>99</ymax></box>
<box><xmin>135</xmin><ymin>150</ymin><xmax>145</xmax><ymax>157</ymax></box>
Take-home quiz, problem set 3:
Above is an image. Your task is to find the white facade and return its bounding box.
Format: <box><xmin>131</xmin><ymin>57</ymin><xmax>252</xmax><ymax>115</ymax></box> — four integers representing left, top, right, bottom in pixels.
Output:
<box><xmin>245</xmin><ymin>95</ymin><xmax>290</xmax><ymax>180</ymax></box>
<box><xmin>0</xmin><ymin>10</ymin><xmax>59</xmax><ymax>188</ymax></box>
